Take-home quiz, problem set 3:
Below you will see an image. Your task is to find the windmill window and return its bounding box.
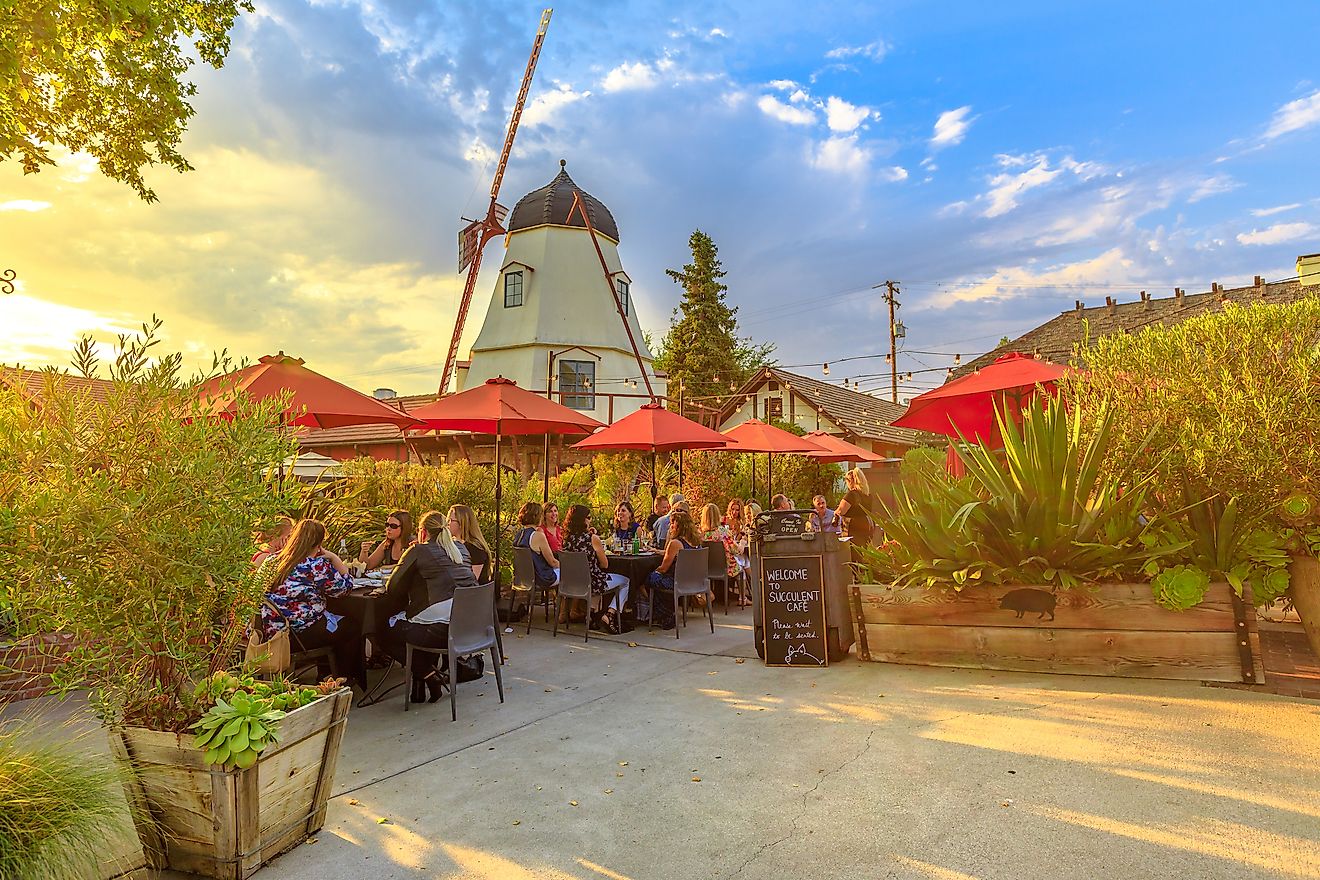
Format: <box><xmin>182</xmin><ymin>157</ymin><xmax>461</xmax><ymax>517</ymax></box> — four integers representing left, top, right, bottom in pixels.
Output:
<box><xmin>504</xmin><ymin>271</ymin><xmax>524</xmax><ymax>308</ymax></box>
<box><xmin>615</xmin><ymin>278</ymin><xmax>630</xmax><ymax>316</ymax></box>
<box><xmin>559</xmin><ymin>360</ymin><xmax>596</xmax><ymax>410</ymax></box>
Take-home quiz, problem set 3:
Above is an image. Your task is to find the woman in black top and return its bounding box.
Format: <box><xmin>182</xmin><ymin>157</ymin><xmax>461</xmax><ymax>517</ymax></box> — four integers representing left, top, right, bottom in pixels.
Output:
<box><xmin>835</xmin><ymin>468</ymin><xmax>874</xmax><ymax>548</ymax></box>
<box><xmin>378</xmin><ymin>510</ymin><xmax>477</xmax><ymax>703</ymax></box>
<box><xmin>448</xmin><ymin>504</ymin><xmax>492</xmax><ymax>583</ymax></box>
<box><xmin>359</xmin><ymin>510</ymin><xmax>414</xmax><ymax>570</ymax></box>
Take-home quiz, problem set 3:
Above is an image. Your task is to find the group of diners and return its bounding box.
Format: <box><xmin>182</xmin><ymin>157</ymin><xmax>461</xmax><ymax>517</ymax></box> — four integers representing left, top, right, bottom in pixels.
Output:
<box><xmin>247</xmin><ymin>466</ymin><xmax>878</xmax><ymax>697</ymax></box>
<box><xmin>251</xmin><ymin>504</ymin><xmax>494</xmax><ymax>704</ymax></box>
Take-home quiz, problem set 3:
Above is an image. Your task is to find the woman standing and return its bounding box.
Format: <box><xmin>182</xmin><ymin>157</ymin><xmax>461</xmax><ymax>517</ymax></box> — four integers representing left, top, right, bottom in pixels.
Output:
<box><xmin>645</xmin><ymin>509</ymin><xmax>701</xmax><ymax>630</ymax></box>
<box><xmin>377</xmin><ymin>511</ymin><xmax>478</xmax><ymax>703</ymax></box>
<box><xmin>261</xmin><ymin>519</ymin><xmax>364</xmax><ymax>690</ymax></box>
<box><xmin>541</xmin><ymin>502</ymin><xmax>564</xmax><ymax>554</ymax></box>
<box><xmin>561</xmin><ymin>504</ymin><xmax>631</xmax><ymax>630</ymax></box>
<box><xmin>359</xmin><ymin>510</ymin><xmax>414</xmax><ymax>570</ymax></box>
<box><xmin>447</xmin><ymin>505</ymin><xmax>492</xmax><ymax>583</ymax></box>
<box><xmin>835</xmin><ymin>468</ymin><xmax>875</xmax><ymax>548</ymax></box>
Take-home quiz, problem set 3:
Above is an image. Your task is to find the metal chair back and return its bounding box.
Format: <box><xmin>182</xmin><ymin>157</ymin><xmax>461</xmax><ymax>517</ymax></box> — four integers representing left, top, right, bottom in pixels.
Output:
<box><xmin>449</xmin><ymin>581</ymin><xmax>498</xmax><ymax>655</ymax></box>
<box><xmin>674</xmin><ymin>547</ymin><xmax>710</xmax><ymax>597</ymax></box>
<box><xmin>556</xmin><ymin>551</ymin><xmax>592</xmax><ymax>601</ymax></box>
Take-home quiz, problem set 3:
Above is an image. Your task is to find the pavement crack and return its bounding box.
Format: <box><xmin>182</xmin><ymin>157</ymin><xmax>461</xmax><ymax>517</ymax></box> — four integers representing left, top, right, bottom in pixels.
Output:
<box><xmin>724</xmin><ymin>728</ymin><xmax>877</xmax><ymax>879</ymax></box>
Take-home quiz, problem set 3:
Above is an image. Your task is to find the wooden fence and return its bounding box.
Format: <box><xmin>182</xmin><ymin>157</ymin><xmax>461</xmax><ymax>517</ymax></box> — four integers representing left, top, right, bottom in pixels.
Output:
<box><xmin>849</xmin><ymin>581</ymin><xmax>1262</xmax><ymax>683</ymax></box>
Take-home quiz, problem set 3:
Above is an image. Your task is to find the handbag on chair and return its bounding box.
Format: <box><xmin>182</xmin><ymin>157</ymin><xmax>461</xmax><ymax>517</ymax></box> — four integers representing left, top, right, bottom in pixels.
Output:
<box><xmin>245</xmin><ymin>601</ymin><xmax>292</xmax><ymax>674</ymax></box>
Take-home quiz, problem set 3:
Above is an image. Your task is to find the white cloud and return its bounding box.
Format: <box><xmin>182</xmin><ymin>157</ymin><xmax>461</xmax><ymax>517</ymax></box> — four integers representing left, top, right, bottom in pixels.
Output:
<box><xmin>709</xmin><ymin>27</ymin><xmax>728</xmax><ymax>38</ymax></box>
<box><xmin>1236</xmin><ymin>222</ymin><xmax>1317</xmax><ymax>246</ymax></box>
<box><xmin>824</xmin><ymin>40</ymin><xmax>889</xmax><ymax>62</ymax></box>
<box><xmin>463</xmin><ymin>138</ymin><xmax>496</xmax><ymax>166</ymax></box>
<box><xmin>931</xmin><ymin>106</ymin><xmax>976</xmax><ymax>149</ymax></box>
<box><xmin>1264</xmin><ymin>89</ymin><xmax>1320</xmax><ymax>140</ymax></box>
<box><xmin>521</xmin><ymin>83</ymin><xmax>591</xmax><ymax>127</ymax></box>
<box><xmin>881</xmin><ymin>165</ymin><xmax>908</xmax><ymax>182</ymax></box>
<box><xmin>757</xmin><ymin>94</ymin><xmax>816</xmax><ymax>126</ymax></box>
<box><xmin>811</xmin><ymin>135</ymin><xmax>872</xmax><ymax>175</ymax></box>
<box><xmin>767</xmin><ymin>79</ymin><xmax>799</xmax><ymax>91</ymax></box>
<box><xmin>824</xmin><ymin>96</ymin><xmax>876</xmax><ymax>133</ymax></box>
<box><xmin>980</xmin><ymin>153</ymin><xmax>1104</xmax><ymax>218</ymax></box>
<box><xmin>1188</xmin><ymin>174</ymin><xmax>1239</xmax><ymax>203</ymax></box>
<box><xmin>788</xmin><ymin>89</ymin><xmax>810</xmax><ymax>104</ymax></box>
<box><xmin>1251</xmin><ymin>203</ymin><xmax>1301</xmax><ymax>217</ymax></box>
<box><xmin>0</xmin><ymin>200</ymin><xmax>52</xmax><ymax>212</ymax></box>
<box><xmin>602</xmin><ymin>61</ymin><xmax>658</xmax><ymax>92</ymax></box>
<box><xmin>936</xmin><ymin>248</ymin><xmax>1134</xmax><ymax>306</ymax></box>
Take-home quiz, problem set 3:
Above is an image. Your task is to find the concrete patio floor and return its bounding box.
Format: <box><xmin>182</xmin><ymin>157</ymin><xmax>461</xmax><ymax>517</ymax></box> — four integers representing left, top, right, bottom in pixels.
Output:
<box><xmin>21</xmin><ymin>604</ymin><xmax>1320</xmax><ymax>879</ymax></box>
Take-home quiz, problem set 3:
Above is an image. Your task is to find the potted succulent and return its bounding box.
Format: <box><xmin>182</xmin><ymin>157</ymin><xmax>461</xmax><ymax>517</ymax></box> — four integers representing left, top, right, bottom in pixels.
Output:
<box><xmin>0</xmin><ymin>323</ymin><xmax>351</xmax><ymax>878</ymax></box>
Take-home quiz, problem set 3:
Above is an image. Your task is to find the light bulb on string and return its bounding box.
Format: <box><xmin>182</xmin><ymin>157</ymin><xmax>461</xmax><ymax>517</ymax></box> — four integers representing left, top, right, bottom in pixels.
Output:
<box><xmin>822</xmin><ymin>363</ymin><xmax>830</xmax><ymax>375</ymax></box>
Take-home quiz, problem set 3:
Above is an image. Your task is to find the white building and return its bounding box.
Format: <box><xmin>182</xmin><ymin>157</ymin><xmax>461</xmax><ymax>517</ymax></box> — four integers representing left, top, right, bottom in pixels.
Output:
<box><xmin>457</xmin><ymin>160</ymin><xmax>665</xmax><ymax>423</ymax></box>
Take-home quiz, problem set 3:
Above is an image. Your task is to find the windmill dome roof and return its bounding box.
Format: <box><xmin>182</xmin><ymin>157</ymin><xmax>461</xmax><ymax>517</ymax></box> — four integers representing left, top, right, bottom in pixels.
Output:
<box><xmin>507</xmin><ymin>160</ymin><xmax>620</xmax><ymax>242</ymax></box>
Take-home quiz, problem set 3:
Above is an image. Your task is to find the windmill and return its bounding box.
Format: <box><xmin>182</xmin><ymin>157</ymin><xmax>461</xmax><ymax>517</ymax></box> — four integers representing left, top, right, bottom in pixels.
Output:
<box><xmin>440</xmin><ymin>8</ymin><xmax>553</xmax><ymax>396</ymax></box>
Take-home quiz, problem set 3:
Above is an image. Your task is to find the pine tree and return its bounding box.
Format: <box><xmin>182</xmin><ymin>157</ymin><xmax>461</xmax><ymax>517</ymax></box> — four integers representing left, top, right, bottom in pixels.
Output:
<box><xmin>656</xmin><ymin>230</ymin><xmax>772</xmax><ymax>416</ymax></box>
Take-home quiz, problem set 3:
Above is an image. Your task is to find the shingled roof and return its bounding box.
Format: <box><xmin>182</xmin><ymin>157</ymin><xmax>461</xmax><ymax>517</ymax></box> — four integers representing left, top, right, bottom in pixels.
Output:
<box><xmin>298</xmin><ymin>392</ymin><xmax>438</xmax><ymax>448</ymax></box>
<box><xmin>954</xmin><ymin>277</ymin><xmax>1317</xmax><ymax>378</ymax></box>
<box><xmin>720</xmin><ymin>367</ymin><xmax>931</xmax><ymax>447</ymax></box>
<box><xmin>0</xmin><ymin>366</ymin><xmax>116</xmax><ymax>407</ymax></box>
<box><xmin>507</xmin><ymin>160</ymin><xmax>620</xmax><ymax>243</ymax></box>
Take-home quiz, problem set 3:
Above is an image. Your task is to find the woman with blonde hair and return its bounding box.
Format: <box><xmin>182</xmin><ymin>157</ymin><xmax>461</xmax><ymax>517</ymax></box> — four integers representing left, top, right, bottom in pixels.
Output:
<box><xmin>835</xmin><ymin>467</ymin><xmax>874</xmax><ymax>547</ymax></box>
<box><xmin>260</xmin><ymin>519</ymin><xmax>363</xmax><ymax>689</ymax></box>
<box><xmin>378</xmin><ymin>510</ymin><xmax>478</xmax><ymax>703</ymax></box>
<box><xmin>447</xmin><ymin>505</ymin><xmax>491</xmax><ymax>583</ymax></box>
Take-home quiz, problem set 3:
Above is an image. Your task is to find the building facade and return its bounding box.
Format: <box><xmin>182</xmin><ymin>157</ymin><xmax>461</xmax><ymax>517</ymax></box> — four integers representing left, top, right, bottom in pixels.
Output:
<box><xmin>457</xmin><ymin>160</ymin><xmax>665</xmax><ymax>423</ymax></box>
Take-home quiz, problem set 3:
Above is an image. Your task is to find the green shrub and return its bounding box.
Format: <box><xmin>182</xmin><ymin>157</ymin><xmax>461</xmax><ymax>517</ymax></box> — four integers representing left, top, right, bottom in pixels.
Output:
<box><xmin>0</xmin><ymin>722</ymin><xmax>129</xmax><ymax>880</ymax></box>
<box><xmin>1065</xmin><ymin>296</ymin><xmax>1320</xmax><ymax>545</ymax></box>
<box><xmin>0</xmin><ymin>321</ymin><xmax>299</xmax><ymax>730</ymax></box>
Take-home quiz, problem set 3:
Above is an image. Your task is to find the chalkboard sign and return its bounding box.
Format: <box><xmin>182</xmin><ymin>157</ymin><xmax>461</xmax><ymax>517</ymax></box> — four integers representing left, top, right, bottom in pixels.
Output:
<box><xmin>760</xmin><ymin>555</ymin><xmax>828</xmax><ymax>667</ymax></box>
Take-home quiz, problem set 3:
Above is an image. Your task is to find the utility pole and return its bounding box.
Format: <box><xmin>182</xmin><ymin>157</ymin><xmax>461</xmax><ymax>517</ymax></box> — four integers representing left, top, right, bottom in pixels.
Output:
<box><xmin>873</xmin><ymin>281</ymin><xmax>901</xmax><ymax>403</ymax></box>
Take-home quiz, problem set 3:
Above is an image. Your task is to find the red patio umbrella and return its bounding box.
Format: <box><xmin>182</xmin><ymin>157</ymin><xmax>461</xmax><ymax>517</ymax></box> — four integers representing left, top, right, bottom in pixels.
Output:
<box><xmin>407</xmin><ymin>378</ymin><xmax>603</xmax><ymax>600</ymax></box>
<box><xmin>722</xmin><ymin>419</ymin><xmax>825</xmax><ymax>505</ymax></box>
<box><xmin>892</xmin><ymin>352</ymin><xmax>1070</xmax><ymax>444</ymax></box>
<box><xmin>571</xmin><ymin>403</ymin><xmax>730</xmax><ymax>499</ymax></box>
<box><xmin>200</xmin><ymin>353</ymin><xmax>423</xmax><ymax>430</ymax></box>
<box><xmin>801</xmin><ymin>431</ymin><xmax>887</xmax><ymax>464</ymax></box>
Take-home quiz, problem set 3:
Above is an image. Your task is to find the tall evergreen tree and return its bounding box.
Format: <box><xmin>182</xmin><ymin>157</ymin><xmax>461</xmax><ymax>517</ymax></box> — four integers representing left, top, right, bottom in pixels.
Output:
<box><xmin>656</xmin><ymin>230</ymin><xmax>772</xmax><ymax>416</ymax></box>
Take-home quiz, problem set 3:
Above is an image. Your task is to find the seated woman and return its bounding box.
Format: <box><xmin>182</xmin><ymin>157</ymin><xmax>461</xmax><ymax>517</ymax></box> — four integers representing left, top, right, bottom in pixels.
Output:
<box><xmin>251</xmin><ymin>515</ymin><xmax>292</xmax><ymax>567</ymax></box>
<box><xmin>613</xmin><ymin>500</ymin><xmax>640</xmax><ymax>547</ymax></box>
<box><xmin>561</xmin><ymin>504</ymin><xmax>631</xmax><ymax>630</ymax></box>
<box><xmin>260</xmin><ymin>519</ymin><xmax>364</xmax><ymax>689</ymax></box>
<box><xmin>645</xmin><ymin>509</ymin><xmax>701</xmax><ymax>630</ymax></box>
<box><xmin>701</xmin><ymin>503</ymin><xmax>743</xmax><ymax>582</ymax></box>
<box><xmin>376</xmin><ymin>511</ymin><xmax>478</xmax><ymax>703</ymax></box>
<box><xmin>447</xmin><ymin>504</ymin><xmax>492</xmax><ymax>583</ymax></box>
<box><xmin>723</xmin><ymin>499</ymin><xmax>751</xmax><ymax>573</ymax></box>
<box><xmin>513</xmin><ymin>501</ymin><xmax>560</xmax><ymax>589</ymax></box>
<box><xmin>359</xmin><ymin>510</ymin><xmax>414</xmax><ymax>571</ymax></box>
<box><xmin>541</xmin><ymin>502</ymin><xmax>564</xmax><ymax>554</ymax></box>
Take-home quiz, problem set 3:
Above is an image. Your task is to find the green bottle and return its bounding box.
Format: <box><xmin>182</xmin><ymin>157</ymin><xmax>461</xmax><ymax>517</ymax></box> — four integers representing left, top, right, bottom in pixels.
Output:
<box><xmin>631</xmin><ymin>534</ymin><xmax>639</xmax><ymax>554</ymax></box>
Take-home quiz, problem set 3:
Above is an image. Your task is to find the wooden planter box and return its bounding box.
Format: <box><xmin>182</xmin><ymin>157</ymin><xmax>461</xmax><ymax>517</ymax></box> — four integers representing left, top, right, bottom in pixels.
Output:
<box><xmin>850</xmin><ymin>581</ymin><xmax>1263</xmax><ymax>683</ymax></box>
<box><xmin>112</xmin><ymin>688</ymin><xmax>352</xmax><ymax>879</ymax></box>
<box><xmin>0</xmin><ymin>632</ymin><xmax>76</xmax><ymax>702</ymax></box>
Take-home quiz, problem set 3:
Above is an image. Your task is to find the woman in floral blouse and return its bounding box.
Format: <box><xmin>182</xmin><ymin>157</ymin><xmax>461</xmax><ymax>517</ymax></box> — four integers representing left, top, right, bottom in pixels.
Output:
<box><xmin>260</xmin><ymin>519</ymin><xmax>363</xmax><ymax>688</ymax></box>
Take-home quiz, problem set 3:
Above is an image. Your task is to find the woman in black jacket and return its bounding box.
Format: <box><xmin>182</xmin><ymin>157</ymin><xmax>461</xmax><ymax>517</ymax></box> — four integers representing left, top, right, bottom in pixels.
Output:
<box><xmin>377</xmin><ymin>510</ymin><xmax>478</xmax><ymax>703</ymax></box>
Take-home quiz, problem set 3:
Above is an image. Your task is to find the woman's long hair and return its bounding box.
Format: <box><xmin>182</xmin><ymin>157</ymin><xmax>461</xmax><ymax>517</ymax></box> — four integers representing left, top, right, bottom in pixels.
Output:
<box><xmin>670</xmin><ymin>509</ymin><xmax>700</xmax><ymax>547</ymax></box>
<box><xmin>269</xmin><ymin>519</ymin><xmax>327</xmax><ymax>586</ymax></box>
<box><xmin>565</xmin><ymin>503</ymin><xmax>592</xmax><ymax>536</ymax></box>
<box><xmin>700</xmin><ymin>503</ymin><xmax>721</xmax><ymax>534</ymax></box>
<box><xmin>846</xmin><ymin>467</ymin><xmax>871</xmax><ymax>494</ymax></box>
<box><xmin>419</xmin><ymin>510</ymin><xmax>463</xmax><ymax>564</ymax></box>
<box><xmin>448</xmin><ymin>505</ymin><xmax>490</xmax><ymax>555</ymax></box>
<box><xmin>725</xmin><ymin>499</ymin><xmax>743</xmax><ymax>526</ymax></box>
<box><xmin>614</xmin><ymin>500</ymin><xmax>634</xmax><ymax>527</ymax></box>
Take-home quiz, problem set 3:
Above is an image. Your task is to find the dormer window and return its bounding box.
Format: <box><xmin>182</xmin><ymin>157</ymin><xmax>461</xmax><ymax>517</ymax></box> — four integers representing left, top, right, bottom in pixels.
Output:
<box><xmin>504</xmin><ymin>271</ymin><xmax>524</xmax><ymax>308</ymax></box>
<box><xmin>615</xmin><ymin>278</ymin><xmax>630</xmax><ymax>316</ymax></box>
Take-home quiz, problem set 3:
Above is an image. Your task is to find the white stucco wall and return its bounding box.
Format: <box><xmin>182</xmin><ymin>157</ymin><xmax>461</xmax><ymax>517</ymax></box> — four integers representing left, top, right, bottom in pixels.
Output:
<box><xmin>461</xmin><ymin>224</ymin><xmax>665</xmax><ymax>422</ymax></box>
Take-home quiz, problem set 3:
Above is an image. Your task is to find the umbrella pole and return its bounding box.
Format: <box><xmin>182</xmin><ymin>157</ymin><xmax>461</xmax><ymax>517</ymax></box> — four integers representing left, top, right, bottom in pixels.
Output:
<box><xmin>768</xmin><ymin>453</ymin><xmax>773</xmax><ymax>505</ymax></box>
<box><xmin>750</xmin><ymin>454</ymin><xmax>756</xmax><ymax>502</ymax></box>
<box><xmin>494</xmin><ymin>430</ymin><xmax>503</xmax><ymax>606</ymax></box>
<box><xmin>652</xmin><ymin>451</ymin><xmax>658</xmax><ymax>501</ymax></box>
<box><xmin>677</xmin><ymin>449</ymin><xmax>683</xmax><ymax>492</ymax></box>
<box><xmin>542</xmin><ymin>434</ymin><xmax>550</xmax><ymax>503</ymax></box>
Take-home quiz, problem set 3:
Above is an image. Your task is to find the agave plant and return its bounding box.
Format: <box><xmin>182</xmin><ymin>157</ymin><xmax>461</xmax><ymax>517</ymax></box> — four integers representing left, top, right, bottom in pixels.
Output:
<box><xmin>877</xmin><ymin>397</ymin><xmax>1184</xmax><ymax>590</ymax></box>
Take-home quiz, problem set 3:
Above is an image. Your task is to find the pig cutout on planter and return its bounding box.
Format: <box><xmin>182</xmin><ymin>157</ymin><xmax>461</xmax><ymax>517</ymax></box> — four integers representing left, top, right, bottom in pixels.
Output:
<box><xmin>999</xmin><ymin>588</ymin><xmax>1057</xmax><ymax>621</ymax></box>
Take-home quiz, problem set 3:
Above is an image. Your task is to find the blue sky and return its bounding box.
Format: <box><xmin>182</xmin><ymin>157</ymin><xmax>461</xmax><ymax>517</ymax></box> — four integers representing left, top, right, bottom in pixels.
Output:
<box><xmin>3</xmin><ymin>0</ymin><xmax>1319</xmax><ymax>400</ymax></box>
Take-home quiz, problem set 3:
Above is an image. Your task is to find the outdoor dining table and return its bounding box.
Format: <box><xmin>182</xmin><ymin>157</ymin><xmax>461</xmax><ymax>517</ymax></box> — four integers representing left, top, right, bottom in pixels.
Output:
<box><xmin>606</xmin><ymin>552</ymin><xmax>664</xmax><ymax>591</ymax></box>
<box><xmin>328</xmin><ymin>580</ymin><xmax>395</xmax><ymax>638</ymax></box>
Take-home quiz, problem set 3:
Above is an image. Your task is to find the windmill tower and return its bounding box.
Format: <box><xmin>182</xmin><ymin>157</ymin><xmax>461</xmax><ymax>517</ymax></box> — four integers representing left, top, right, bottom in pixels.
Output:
<box><xmin>457</xmin><ymin>160</ymin><xmax>665</xmax><ymax>422</ymax></box>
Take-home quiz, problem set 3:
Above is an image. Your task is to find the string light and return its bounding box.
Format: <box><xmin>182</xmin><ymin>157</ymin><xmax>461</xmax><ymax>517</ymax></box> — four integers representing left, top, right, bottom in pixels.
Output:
<box><xmin>822</xmin><ymin>362</ymin><xmax>830</xmax><ymax>375</ymax></box>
